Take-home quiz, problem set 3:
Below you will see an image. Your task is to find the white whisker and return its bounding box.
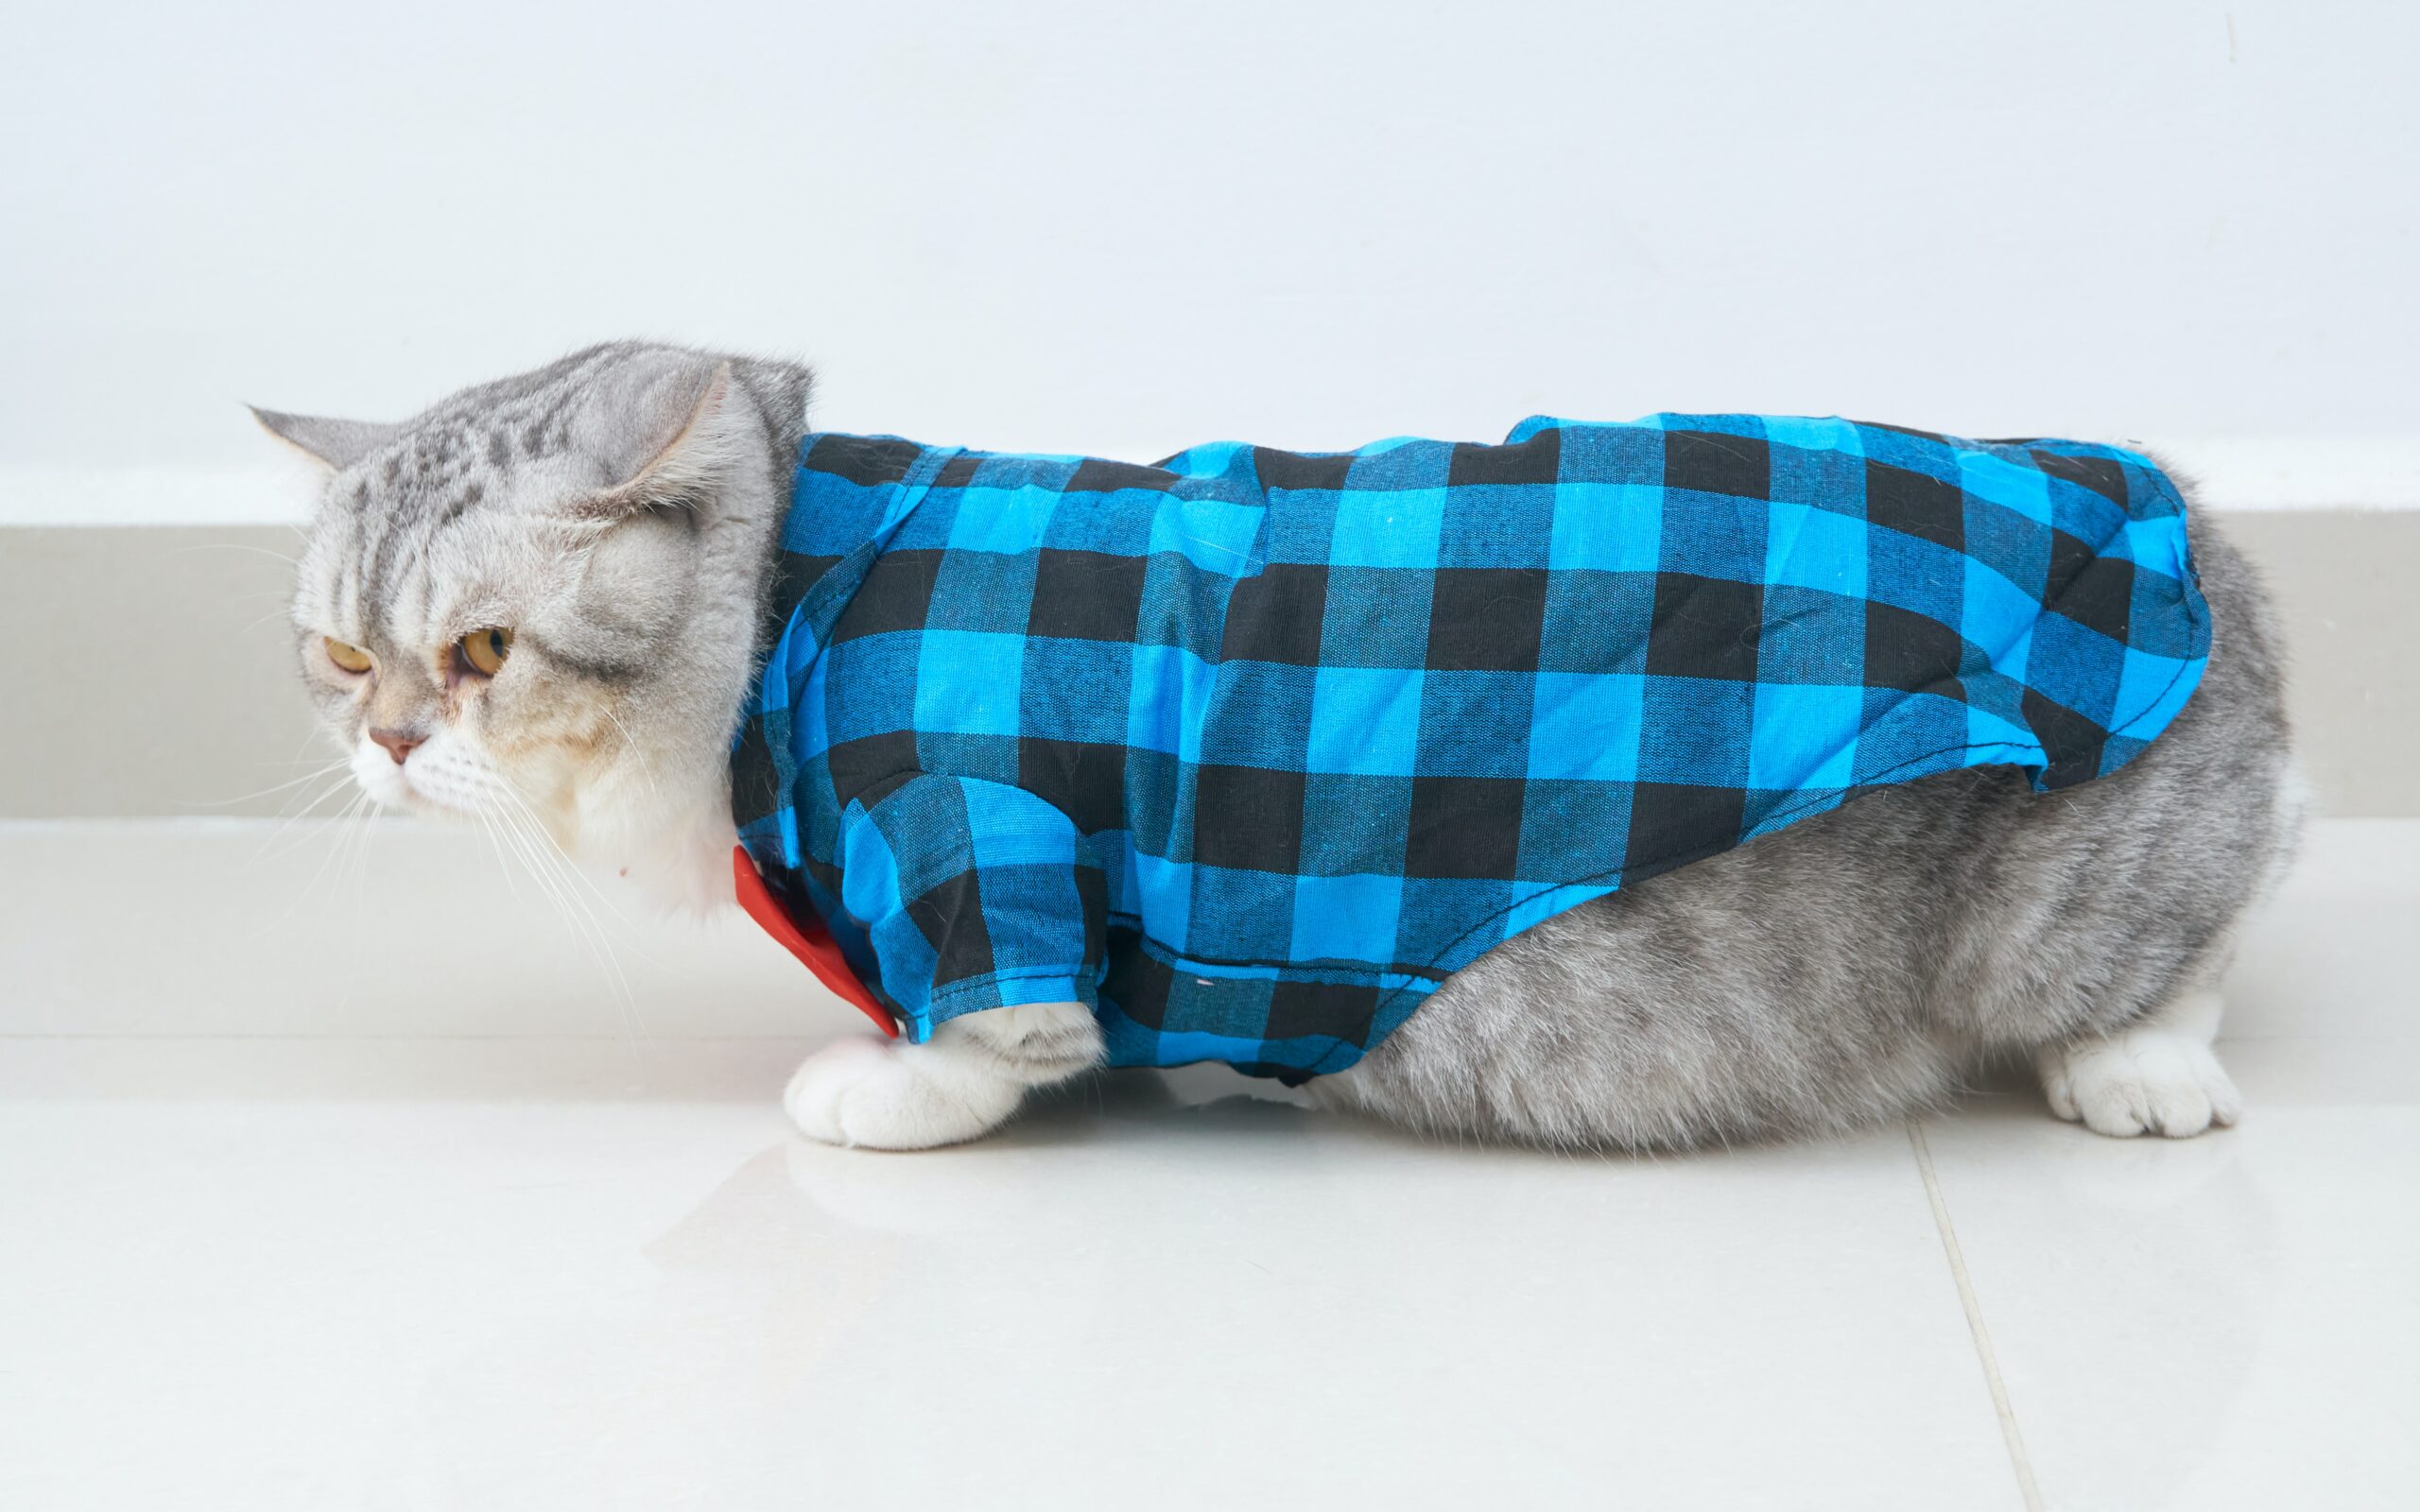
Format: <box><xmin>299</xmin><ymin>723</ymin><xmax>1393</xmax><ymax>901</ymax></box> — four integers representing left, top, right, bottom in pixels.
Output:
<box><xmin>245</xmin><ymin>776</ymin><xmax>364</xmax><ymax>870</ymax></box>
<box><xmin>255</xmin><ymin>790</ymin><xmax>371</xmax><ymax>937</ymax></box>
<box><xmin>473</xmin><ymin>808</ymin><xmax>527</xmax><ymax>905</ymax></box>
<box><xmin>174</xmin><ymin>541</ymin><xmax>301</xmax><ymax>568</ymax></box>
<box><xmin>239</xmin><ymin>606</ymin><xmax>304</xmax><ymax>635</ymax></box>
<box><xmin>493</xmin><ymin>774</ymin><xmax>640</xmax><ymax>931</ymax></box>
<box><xmin>329</xmin><ymin>796</ymin><xmax>381</xmax><ymax>1011</ymax></box>
<box><xmin>486</xmin><ymin>777</ymin><xmax>648</xmax><ymax>1047</ymax></box>
<box><xmin>601</xmin><ymin>705</ymin><xmax>665</xmax><ymax>807</ymax></box>
<box><xmin>188</xmin><ymin>760</ymin><xmax>350</xmax><ymax>809</ymax></box>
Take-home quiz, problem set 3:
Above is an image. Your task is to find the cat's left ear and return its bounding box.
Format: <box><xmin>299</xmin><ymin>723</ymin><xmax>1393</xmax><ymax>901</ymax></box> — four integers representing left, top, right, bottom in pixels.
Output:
<box><xmin>571</xmin><ymin>357</ymin><xmax>739</xmax><ymax>521</ymax></box>
<box><xmin>248</xmin><ymin>406</ymin><xmax>402</xmax><ymax>472</ymax></box>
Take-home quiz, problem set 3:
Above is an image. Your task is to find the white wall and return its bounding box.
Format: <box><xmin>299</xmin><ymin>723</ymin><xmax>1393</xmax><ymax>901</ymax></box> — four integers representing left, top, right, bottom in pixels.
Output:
<box><xmin>4</xmin><ymin>1</ymin><xmax>2414</xmax><ymax>518</ymax></box>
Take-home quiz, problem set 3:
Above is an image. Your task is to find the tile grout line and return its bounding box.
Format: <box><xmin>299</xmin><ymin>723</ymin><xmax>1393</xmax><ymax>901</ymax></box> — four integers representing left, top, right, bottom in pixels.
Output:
<box><xmin>1908</xmin><ymin>1121</ymin><xmax>2045</xmax><ymax>1512</ymax></box>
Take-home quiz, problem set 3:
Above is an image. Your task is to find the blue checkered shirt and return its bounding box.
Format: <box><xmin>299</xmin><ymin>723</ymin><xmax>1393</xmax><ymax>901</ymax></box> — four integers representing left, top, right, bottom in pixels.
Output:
<box><xmin>732</xmin><ymin>415</ymin><xmax>2209</xmax><ymax>1080</ymax></box>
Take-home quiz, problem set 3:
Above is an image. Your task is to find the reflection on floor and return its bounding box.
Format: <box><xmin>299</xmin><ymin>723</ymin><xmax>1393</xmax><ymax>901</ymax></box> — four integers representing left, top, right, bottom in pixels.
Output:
<box><xmin>2</xmin><ymin>819</ymin><xmax>2413</xmax><ymax>1509</ymax></box>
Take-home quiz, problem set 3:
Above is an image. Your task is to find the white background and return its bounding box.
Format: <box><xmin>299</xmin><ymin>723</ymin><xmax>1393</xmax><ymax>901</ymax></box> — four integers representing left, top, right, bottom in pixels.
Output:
<box><xmin>4</xmin><ymin>0</ymin><xmax>2414</xmax><ymax>514</ymax></box>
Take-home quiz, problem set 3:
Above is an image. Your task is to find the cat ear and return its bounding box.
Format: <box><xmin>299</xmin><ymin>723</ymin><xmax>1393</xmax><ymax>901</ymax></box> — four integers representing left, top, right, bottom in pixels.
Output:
<box><xmin>247</xmin><ymin>406</ymin><xmax>401</xmax><ymax>472</ymax></box>
<box><xmin>570</xmin><ymin>357</ymin><xmax>738</xmax><ymax>521</ymax></box>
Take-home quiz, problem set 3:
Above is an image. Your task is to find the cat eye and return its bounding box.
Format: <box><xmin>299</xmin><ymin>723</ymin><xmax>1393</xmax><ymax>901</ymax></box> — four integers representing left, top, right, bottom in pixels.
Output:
<box><xmin>456</xmin><ymin>627</ymin><xmax>514</xmax><ymax>679</ymax></box>
<box><xmin>323</xmin><ymin>638</ymin><xmax>373</xmax><ymax>674</ymax></box>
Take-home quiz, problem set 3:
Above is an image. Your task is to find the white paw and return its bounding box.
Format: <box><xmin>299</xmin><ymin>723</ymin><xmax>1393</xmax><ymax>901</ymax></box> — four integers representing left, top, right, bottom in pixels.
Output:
<box><xmin>2036</xmin><ymin>1029</ymin><xmax>2242</xmax><ymax>1139</ymax></box>
<box><xmin>783</xmin><ymin>1036</ymin><xmax>1020</xmax><ymax>1150</ymax></box>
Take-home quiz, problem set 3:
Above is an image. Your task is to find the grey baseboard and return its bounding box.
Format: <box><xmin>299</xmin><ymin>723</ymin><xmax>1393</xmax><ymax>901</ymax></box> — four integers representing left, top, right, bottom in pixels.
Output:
<box><xmin>1</xmin><ymin>512</ymin><xmax>2412</xmax><ymax>818</ymax></box>
<box><xmin>2214</xmin><ymin>512</ymin><xmax>2416</xmax><ymax>817</ymax></box>
<box><xmin>3</xmin><ymin>525</ymin><xmax>322</xmax><ymax>819</ymax></box>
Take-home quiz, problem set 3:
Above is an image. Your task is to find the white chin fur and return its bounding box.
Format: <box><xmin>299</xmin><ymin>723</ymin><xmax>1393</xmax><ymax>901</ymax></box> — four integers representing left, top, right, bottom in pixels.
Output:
<box><xmin>580</xmin><ymin>783</ymin><xmax>735</xmax><ymax>917</ymax></box>
<box><xmin>350</xmin><ymin>730</ymin><xmax>733</xmax><ymax>918</ymax></box>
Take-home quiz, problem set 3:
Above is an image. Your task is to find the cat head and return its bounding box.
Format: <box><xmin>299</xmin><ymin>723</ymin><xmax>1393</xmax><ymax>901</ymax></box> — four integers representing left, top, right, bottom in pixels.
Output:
<box><xmin>263</xmin><ymin>342</ymin><xmax>810</xmax><ymax>903</ymax></box>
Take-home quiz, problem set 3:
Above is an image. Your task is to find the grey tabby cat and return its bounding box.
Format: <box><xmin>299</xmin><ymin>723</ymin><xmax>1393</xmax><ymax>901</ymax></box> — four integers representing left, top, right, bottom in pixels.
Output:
<box><xmin>262</xmin><ymin>341</ymin><xmax>2301</xmax><ymax>1150</ymax></box>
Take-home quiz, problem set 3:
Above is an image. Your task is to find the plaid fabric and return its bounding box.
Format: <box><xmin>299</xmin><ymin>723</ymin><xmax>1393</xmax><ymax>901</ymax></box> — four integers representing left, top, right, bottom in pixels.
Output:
<box><xmin>732</xmin><ymin>415</ymin><xmax>2209</xmax><ymax>1081</ymax></box>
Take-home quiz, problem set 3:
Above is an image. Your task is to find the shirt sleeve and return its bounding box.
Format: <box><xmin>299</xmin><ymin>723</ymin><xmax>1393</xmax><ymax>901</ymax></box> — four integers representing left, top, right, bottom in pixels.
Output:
<box><xmin>836</xmin><ymin>773</ymin><xmax>1106</xmax><ymax>1039</ymax></box>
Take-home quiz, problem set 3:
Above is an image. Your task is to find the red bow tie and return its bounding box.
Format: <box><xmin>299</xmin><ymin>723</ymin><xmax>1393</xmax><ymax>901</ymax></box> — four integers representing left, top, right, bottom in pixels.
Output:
<box><xmin>732</xmin><ymin>847</ymin><xmax>898</xmax><ymax>1038</ymax></box>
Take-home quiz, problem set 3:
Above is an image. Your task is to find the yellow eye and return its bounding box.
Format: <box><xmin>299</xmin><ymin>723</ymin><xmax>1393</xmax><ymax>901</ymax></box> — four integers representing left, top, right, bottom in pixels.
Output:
<box><xmin>323</xmin><ymin>638</ymin><xmax>372</xmax><ymax>674</ymax></box>
<box><xmin>458</xmin><ymin>627</ymin><xmax>514</xmax><ymax>678</ymax></box>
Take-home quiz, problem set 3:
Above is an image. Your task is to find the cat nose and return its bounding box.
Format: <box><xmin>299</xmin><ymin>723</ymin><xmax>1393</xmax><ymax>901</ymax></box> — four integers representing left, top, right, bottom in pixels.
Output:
<box><xmin>369</xmin><ymin>728</ymin><xmax>424</xmax><ymax>765</ymax></box>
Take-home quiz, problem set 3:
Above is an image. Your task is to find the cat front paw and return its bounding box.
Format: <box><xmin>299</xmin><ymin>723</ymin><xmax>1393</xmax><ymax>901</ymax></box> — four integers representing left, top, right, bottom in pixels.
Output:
<box><xmin>783</xmin><ymin>1036</ymin><xmax>1020</xmax><ymax>1150</ymax></box>
<box><xmin>2035</xmin><ymin>1030</ymin><xmax>2242</xmax><ymax>1139</ymax></box>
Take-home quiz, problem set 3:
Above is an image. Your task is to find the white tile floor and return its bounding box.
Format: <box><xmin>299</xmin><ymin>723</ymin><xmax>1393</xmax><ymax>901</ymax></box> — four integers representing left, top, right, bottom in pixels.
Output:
<box><xmin>1</xmin><ymin>819</ymin><xmax>2414</xmax><ymax>1510</ymax></box>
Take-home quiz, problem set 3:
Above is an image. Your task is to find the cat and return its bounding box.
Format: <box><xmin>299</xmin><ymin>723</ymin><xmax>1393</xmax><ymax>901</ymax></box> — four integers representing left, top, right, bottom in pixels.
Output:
<box><xmin>262</xmin><ymin>340</ymin><xmax>2301</xmax><ymax>1150</ymax></box>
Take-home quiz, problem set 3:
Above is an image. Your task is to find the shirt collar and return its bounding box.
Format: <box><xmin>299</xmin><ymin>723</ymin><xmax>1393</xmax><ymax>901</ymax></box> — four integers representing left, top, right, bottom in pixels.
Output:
<box><xmin>742</xmin><ymin>435</ymin><xmax>962</xmax><ymax>870</ymax></box>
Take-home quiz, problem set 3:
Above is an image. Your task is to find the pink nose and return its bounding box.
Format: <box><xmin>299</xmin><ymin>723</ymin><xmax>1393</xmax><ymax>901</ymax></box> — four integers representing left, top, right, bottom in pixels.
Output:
<box><xmin>369</xmin><ymin>728</ymin><xmax>424</xmax><ymax>765</ymax></box>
